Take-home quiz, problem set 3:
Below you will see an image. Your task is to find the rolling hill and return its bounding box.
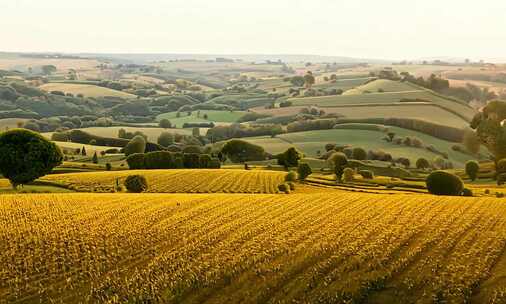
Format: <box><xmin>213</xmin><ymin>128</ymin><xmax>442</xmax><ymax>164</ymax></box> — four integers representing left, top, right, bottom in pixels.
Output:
<box><xmin>39</xmin><ymin>83</ymin><xmax>137</xmax><ymax>98</ymax></box>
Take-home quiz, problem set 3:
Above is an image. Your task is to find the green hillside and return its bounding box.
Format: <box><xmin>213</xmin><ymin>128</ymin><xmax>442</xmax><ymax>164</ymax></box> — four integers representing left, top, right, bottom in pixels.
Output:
<box><xmin>156</xmin><ymin>110</ymin><xmax>248</xmax><ymax>127</ymax></box>
<box><xmin>243</xmin><ymin>126</ymin><xmax>484</xmax><ymax>167</ymax></box>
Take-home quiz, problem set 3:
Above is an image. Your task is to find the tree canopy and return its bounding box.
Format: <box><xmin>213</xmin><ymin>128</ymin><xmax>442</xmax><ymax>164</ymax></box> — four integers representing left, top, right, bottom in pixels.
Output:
<box><xmin>0</xmin><ymin>129</ymin><xmax>63</xmax><ymax>188</ymax></box>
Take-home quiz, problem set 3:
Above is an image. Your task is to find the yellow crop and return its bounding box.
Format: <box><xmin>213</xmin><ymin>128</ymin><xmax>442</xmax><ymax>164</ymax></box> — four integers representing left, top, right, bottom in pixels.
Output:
<box><xmin>1</xmin><ymin>192</ymin><xmax>505</xmax><ymax>303</ymax></box>
<box><xmin>40</xmin><ymin>169</ymin><xmax>286</xmax><ymax>194</ymax></box>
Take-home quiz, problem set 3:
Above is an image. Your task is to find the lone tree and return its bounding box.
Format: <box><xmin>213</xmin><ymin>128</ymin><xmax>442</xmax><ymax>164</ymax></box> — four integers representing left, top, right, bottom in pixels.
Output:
<box><xmin>92</xmin><ymin>152</ymin><xmax>99</xmax><ymax>164</ymax></box>
<box><xmin>470</xmin><ymin>100</ymin><xmax>506</xmax><ymax>163</ymax></box>
<box><xmin>328</xmin><ymin>152</ymin><xmax>348</xmax><ymax>182</ymax></box>
<box><xmin>416</xmin><ymin>158</ymin><xmax>430</xmax><ymax>170</ymax></box>
<box><xmin>290</xmin><ymin>76</ymin><xmax>305</xmax><ymax>87</ymax></box>
<box><xmin>304</xmin><ymin>71</ymin><xmax>315</xmax><ymax>89</ymax></box>
<box><xmin>157</xmin><ymin>132</ymin><xmax>174</xmax><ymax>147</ymax></box>
<box><xmin>221</xmin><ymin>139</ymin><xmax>266</xmax><ymax>163</ymax></box>
<box><xmin>0</xmin><ymin>129</ymin><xmax>63</xmax><ymax>188</ymax></box>
<box><xmin>276</xmin><ymin>147</ymin><xmax>304</xmax><ymax>168</ymax></box>
<box><xmin>159</xmin><ymin>119</ymin><xmax>172</xmax><ymax>129</ymax></box>
<box><xmin>124</xmin><ymin>135</ymin><xmax>146</xmax><ymax>156</ymax></box>
<box><xmin>465</xmin><ymin>160</ymin><xmax>480</xmax><ymax>181</ymax></box>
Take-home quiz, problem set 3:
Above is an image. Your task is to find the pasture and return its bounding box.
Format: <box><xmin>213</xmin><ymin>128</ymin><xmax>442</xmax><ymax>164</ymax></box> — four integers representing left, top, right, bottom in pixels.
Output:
<box><xmin>156</xmin><ymin>110</ymin><xmax>247</xmax><ymax>127</ymax></box>
<box><xmin>244</xmin><ymin>126</ymin><xmax>482</xmax><ymax>167</ymax></box>
<box><xmin>45</xmin><ymin>126</ymin><xmax>192</xmax><ymax>143</ymax></box>
<box><xmin>1</xmin><ymin>192</ymin><xmax>506</xmax><ymax>303</ymax></box>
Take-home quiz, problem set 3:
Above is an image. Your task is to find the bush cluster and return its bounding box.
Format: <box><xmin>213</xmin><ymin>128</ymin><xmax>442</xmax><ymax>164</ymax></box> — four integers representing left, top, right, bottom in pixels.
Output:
<box><xmin>126</xmin><ymin>151</ymin><xmax>220</xmax><ymax>170</ymax></box>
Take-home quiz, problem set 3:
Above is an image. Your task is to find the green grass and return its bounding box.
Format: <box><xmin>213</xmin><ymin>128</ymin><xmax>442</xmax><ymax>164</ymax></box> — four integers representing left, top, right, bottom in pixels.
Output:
<box><xmin>313</xmin><ymin>77</ymin><xmax>371</xmax><ymax>91</ymax></box>
<box><xmin>156</xmin><ymin>110</ymin><xmax>248</xmax><ymax>127</ymax></box>
<box><xmin>46</xmin><ymin>127</ymin><xmax>192</xmax><ymax>143</ymax></box>
<box><xmin>243</xmin><ymin>127</ymin><xmax>485</xmax><ymax>168</ymax></box>
<box><xmin>284</xmin><ymin>83</ymin><xmax>476</xmax><ymax>127</ymax></box>
<box><xmin>344</xmin><ymin>79</ymin><xmax>418</xmax><ymax>94</ymax></box>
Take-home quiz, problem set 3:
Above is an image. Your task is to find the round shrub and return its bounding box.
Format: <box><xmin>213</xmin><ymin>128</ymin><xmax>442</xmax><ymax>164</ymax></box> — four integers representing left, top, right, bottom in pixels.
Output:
<box><xmin>426</xmin><ymin>171</ymin><xmax>464</xmax><ymax>196</ymax></box>
<box><xmin>352</xmin><ymin>147</ymin><xmax>367</xmax><ymax>160</ymax></box>
<box><xmin>462</xmin><ymin>188</ymin><xmax>473</xmax><ymax>197</ymax></box>
<box><xmin>124</xmin><ymin>135</ymin><xmax>146</xmax><ymax>156</ymax></box>
<box><xmin>465</xmin><ymin>160</ymin><xmax>479</xmax><ymax>181</ymax></box>
<box><xmin>297</xmin><ymin>163</ymin><xmax>312</xmax><ymax>180</ymax></box>
<box><xmin>359</xmin><ymin>170</ymin><xmax>374</xmax><ymax>179</ymax></box>
<box><xmin>285</xmin><ymin>171</ymin><xmax>298</xmax><ymax>182</ymax></box>
<box><xmin>328</xmin><ymin>152</ymin><xmax>348</xmax><ymax>181</ymax></box>
<box><xmin>124</xmin><ymin>175</ymin><xmax>148</xmax><ymax>193</ymax></box>
<box><xmin>416</xmin><ymin>158</ymin><xmax>430</xmax><ymax>170</ymax></box>
<box><xmin>342</xmin><ymin>147</ymin><xmax>353</xmax><ymax>158</ymax></box>
<box><xmin>105</xmin><ymin>163</ymin><xmax>112</xmax><ymax>171</ymax></box>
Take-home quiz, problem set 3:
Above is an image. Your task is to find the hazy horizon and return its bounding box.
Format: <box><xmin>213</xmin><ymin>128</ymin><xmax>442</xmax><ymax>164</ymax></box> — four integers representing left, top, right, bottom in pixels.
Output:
<box><xmin>2</xmin><ymin>0</ymin><xmax>506</xmax><ymax>61</ymax></box>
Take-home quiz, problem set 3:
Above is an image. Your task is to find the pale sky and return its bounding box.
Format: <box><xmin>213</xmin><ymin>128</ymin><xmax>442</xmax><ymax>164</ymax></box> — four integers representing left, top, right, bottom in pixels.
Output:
<box><xmin>1</xmin><ymin>0</ymin><xmax>506</xmax><ymax>60</ymax></box>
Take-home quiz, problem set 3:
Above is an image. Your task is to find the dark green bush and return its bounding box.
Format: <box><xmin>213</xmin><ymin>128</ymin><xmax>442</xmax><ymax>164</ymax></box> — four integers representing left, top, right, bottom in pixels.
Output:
<box><xmin>208</xmin><ymin>158</ymin><xmax>221</xmax><ymax>169</ymax></box>
<box><xmin>465</xmin><ymin>160</ymin><xmax>479</xmax><ymax>181</ymax></box>
<box><xmin>276</xmin><ymin>147</ymin><xmax>303</xmax><ymax>168</ymax></box>
<box><xmin>105</xmin><ymin>163</ymin><xmax>112</xmax><ymax>171</ymax></box>
<box><xmin>174</xmin><ymin>157</ymin><xmax>184</xmax><ymax>169</ymax></box>
<box><xmin>359</xmin><ymin>170</ymin><xmax>374</xmax><ymax>179</ymax></box>
<box><xmin>416</xmin><ymin>158</ymin><xmax>430</xmax><ymax>170</ymax></box>
<box><xmin>183</xmin><ymin>153</ymin><xmax>200</xmax><ymax>168</ymax></box>
<box><xmin>426</xmin><ymin>171</ymin><xmax>464</xmax><ymax>196</ymax></box>
<box><xmin>124</xmin><ymin>175</ymin><xmax>148</xmax><ymax>193</ymax></box>
<box><xmin>0</xmin><ymin>129</ymin><xmax>63</xmax><ymax>188</ymax></box>
<box><xmin>124</xmin><ymin>135</ymin><xmax>146</xmax><ymax>156</ymax></box>
<box><xmin>221</xmin><ymin>139</ymin><xmax>265</xmax><ymax>162</ymax></box>
<box><xmin>328</xmin><ymin>152</ymin><xmax>348</xmax><ymax>181</ymax></box>
<box><xmin>144</xmin><ymin>151</ymin><xmax>174</xmax><ymax>169</ymax></box>
<box><xmin>462</xmin><ymin>188</ymin><xmax>473</xmax><ymax>197</ymax></box>
<box><xmin>126</xmin><ymin>153</ymin><xmax>145</xmax><ymax>169</ymax></box>
<box><xmin>199</xmin><ymin>154</ymin><xmax>212</xmax><ymax>168</ymax></box>
<box><xmin>297</xmin><ymin>163</ymin><xmax>312</xmax><ymax>180</ymax></box>
<box><xmin>352</xmin><ymin>147</ymin><xmax>367</xmax><ymax>160</ymax></box>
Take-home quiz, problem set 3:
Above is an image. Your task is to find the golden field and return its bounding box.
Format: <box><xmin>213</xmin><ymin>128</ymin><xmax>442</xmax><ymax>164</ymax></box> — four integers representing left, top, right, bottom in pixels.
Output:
<box><xmin>38</xmin><ymin>83</ymin><xmax>136</xmax><ymax>98</ymax></box>
<box><xmin>40</xmin><ymin>169</ymin><xmax>287</xmax><ymax>193</ymax></box>
<box><xmin>1</xmin><ymin>192</ymin><xmax>506</xmax><ymax>303</ymax></box>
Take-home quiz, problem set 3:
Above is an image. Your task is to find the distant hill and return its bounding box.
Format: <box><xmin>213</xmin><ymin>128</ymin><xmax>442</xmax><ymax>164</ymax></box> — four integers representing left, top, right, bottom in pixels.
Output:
<box><xmin>73</xmin><ymin>53</ymin><xmax>390</xmax><ymax>64</ymax></box>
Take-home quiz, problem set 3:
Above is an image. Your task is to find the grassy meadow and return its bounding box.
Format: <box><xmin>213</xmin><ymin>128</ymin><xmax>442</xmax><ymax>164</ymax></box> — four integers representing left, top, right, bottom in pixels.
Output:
<box><xmin>156</xmin><ymin>110</ymin><xmax>248</xmax><ymax>127</ymax></box>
